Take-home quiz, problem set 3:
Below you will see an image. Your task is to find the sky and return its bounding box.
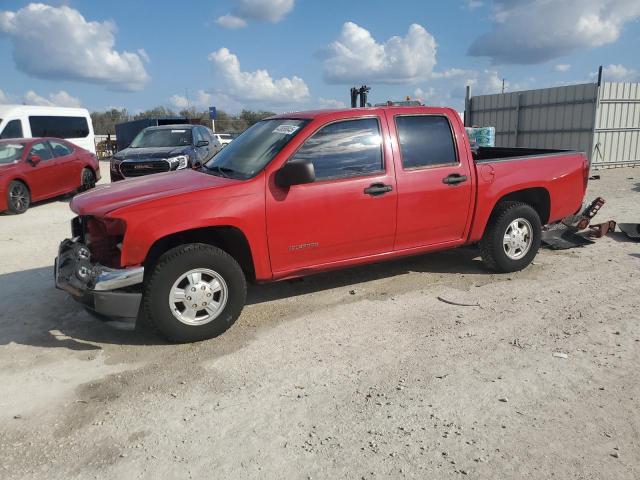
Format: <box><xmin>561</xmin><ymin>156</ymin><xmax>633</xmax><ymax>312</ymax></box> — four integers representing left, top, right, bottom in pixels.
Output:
<box><xmin>0</xmin><ymin>0</ymin><xmax>639</xmax><ymax>114</ymax></box>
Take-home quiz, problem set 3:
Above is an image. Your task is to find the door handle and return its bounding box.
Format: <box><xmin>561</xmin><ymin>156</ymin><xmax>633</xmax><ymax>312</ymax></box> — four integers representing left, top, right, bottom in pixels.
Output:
<box><xmin>442</xmin><ymin>174</ymin><xmax>468</xmax><ymax>185</ymax></box>
<box><xmin>364</xmin><ymin>183</ymin><xmax>393</xmax><ymax>196</ymax></box>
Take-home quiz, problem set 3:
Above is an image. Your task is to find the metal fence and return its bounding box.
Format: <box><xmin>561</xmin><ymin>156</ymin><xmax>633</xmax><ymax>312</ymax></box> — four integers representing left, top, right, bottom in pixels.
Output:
<box><xmin>466</xmin><ymin>81</ymin><xmax>640</xmax><ymax>168</ymax></box>
<box><xmin>592</xmin><ymin>82</ymin><xmax>640</xmax><ymax>168</ymax></box>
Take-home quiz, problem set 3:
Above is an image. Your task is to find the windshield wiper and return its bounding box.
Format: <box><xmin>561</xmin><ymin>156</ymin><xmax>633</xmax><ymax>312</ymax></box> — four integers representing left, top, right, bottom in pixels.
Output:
<box><xmin>205</xmin><ymin>165</ymin><xmax>239</xmax><ymax>178</ymax></box>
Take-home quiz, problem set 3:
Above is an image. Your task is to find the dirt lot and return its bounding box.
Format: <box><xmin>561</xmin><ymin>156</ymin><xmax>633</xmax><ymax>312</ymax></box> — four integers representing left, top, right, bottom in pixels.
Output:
<box><xmin>1</xmin><ymin>163</ymin><xmax>639</xmax><ymax>479</ymax></box>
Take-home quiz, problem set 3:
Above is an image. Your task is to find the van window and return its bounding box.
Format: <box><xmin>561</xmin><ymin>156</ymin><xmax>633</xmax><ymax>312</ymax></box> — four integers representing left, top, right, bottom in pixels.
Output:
<box><xmin>29</xmin><ymin>116</ymin><xmax>90</xmax><ymax>139</ymax></box>
<box><xmin>0</xmin><ymin>120</ymin><xmax>24</xmax><ymax>139</ymax></box>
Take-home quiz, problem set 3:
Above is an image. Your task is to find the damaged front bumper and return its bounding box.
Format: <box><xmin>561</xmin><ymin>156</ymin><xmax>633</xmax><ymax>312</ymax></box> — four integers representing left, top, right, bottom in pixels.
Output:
<box><xmin>54</xmin><ymin>238</ymin><xmax>144</xmax><ymax>318</ymax></box>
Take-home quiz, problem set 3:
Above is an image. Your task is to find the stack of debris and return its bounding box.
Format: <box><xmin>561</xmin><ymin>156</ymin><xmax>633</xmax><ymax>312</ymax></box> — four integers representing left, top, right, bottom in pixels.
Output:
<box><xmin>542</xmin><ymin>196</ymin><xmax>640</xmax><ymax>248</ymax></box>
<box><xmin>542</xmin><ymin>197</ymin><xmax>617</xmax><ymax>249</ymax></box>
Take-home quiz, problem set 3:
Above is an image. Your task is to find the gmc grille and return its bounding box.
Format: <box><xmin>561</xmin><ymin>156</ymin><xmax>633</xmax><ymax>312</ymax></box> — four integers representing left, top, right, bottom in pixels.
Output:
<box><xmin>120</xmin><ymin>159</ymin><xmax>170</xmax><ymax>177</ymax></box>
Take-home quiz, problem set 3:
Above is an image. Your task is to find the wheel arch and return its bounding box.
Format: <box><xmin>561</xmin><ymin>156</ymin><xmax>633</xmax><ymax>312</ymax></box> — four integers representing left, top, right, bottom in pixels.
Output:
<box><xmin>484</xmin><ymin>187</ymin><xmax>550</xmax><ymax>235</ymax></box>
<box><xmin>143</xmin><ymin>226</ymin><xmax>256</xmax><ymax>281</ymax></box>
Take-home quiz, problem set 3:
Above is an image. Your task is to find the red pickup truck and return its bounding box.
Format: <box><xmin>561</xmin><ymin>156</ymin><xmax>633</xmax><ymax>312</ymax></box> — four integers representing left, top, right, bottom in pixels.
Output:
<box><xmin>55</xmin><ymin>106</ymin><xmax>589</xmax><ymax>342</ymax></box>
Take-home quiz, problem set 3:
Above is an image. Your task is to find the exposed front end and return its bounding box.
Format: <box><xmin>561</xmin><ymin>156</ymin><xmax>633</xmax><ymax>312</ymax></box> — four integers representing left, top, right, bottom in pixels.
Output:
<box><xmin>54</xmin><ymin>216</ymin><xmax>144</xmax><ymax>318</ymax></box>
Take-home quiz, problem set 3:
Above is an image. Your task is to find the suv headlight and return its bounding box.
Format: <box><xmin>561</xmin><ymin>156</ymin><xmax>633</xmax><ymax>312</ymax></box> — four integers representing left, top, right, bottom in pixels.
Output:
<box><xmin>168</xmin><ymin>155</ymin><xmax>189</xmax><ymax>170</ymax></box>
<box><xmin>111</xmin><ymin>159</ymin><xmax>122</xmax><ymax>172</ymax></box>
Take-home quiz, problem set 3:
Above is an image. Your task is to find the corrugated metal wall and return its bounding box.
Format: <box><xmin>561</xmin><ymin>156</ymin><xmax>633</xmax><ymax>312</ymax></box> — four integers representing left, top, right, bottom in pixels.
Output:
<box><xmin>467</xmin><ymin>84</ymin><xmax>598</xmax><ymax>158</ymax></box>
<box><xmin>592</xmin><ymin>82</ymin><xmax>640</xmax><ymax>168</ymax></box>
<box><xmin>467</xmin><ymin>81</ymin><xmax>640</xmax><ymax>168</ymax></box>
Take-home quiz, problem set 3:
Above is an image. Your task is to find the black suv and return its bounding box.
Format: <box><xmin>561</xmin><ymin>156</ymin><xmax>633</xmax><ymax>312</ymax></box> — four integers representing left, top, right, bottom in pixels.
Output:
<box><xmin>110</xmin><ymin>124</ymin><xmax>217</xmax><ymax>181</ymax></box>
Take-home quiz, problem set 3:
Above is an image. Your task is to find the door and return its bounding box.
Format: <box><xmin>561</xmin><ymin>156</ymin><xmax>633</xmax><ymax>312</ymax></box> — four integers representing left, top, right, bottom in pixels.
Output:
<box><xmin>23</xmin><ymin>141</ymin><xmax>60</xmax><ymax>200</ymax></box>
<box><xmin>389</xmin><ymin>113</ymin><xmax>473</xmax><ymax>250</ymax></box>
<box><xmin>266</xmin><ymin>116</ymin><xmax>397</xmax><ymax>274</ymax></box>
<box><xmin>48</xmin><ymin>140</ymin><xmax>79</xmax><ymax>191</ymax></box>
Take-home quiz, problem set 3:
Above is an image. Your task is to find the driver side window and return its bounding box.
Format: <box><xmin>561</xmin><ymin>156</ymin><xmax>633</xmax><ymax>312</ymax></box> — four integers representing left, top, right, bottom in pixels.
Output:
<box><xmin>290</xmin><ymin>118</ymin><xmax>383</xmax><ymax>181</ymax></box>
<box><xmin>30</xmin><ymin>142</ymin><xmax>54</xmax><ymax>161</ymax></box>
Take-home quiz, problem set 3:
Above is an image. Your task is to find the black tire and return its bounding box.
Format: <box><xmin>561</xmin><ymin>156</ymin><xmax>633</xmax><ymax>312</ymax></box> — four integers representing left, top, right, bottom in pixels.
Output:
<box><xmin>79</xmin><ymin>168</ymin><xmax>96</xmax><ymax>192</ymax></box>
<box><xmin>6</xmin><ymin>180</ymin><xmax>30</xmax><ymax>214</ymax></box>
<box><xmin>143</xmin><ymin>243</ymin><xmax>247</xmax><ymax>343</ymax></box>
<box><xmin>480</xmin><ymin>201</ymin><xmax>542</xmax><ymax>273</ymax></box>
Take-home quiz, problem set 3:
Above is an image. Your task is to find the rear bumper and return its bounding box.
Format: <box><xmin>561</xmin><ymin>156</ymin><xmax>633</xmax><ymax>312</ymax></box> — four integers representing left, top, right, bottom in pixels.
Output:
<box><xmin>55</xmin><ymin>238</ymin><xmax>144</xmax><ymax>318</ymax></box>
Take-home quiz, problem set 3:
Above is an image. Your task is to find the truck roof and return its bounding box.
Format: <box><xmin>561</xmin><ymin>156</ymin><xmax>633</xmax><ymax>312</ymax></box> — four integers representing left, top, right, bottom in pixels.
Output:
<box><xmin>270</xmin><ymin>105</ymin><xmax>458</xmax><ymax>121</ymax></box>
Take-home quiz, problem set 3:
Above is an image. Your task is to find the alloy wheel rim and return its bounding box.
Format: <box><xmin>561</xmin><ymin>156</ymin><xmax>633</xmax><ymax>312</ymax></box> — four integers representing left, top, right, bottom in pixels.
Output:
<box><xmin>168</xmin><ymin>268</ymin><xmax>228</xmax><ymax>326</ymax></box>
<box><xmin>10</xmin><ymin>184</ymin><xmax>27</xmax><ymax>211</ymax></box>
<box><xmin>503</xmin><ymin>218</ymin><xmax>533</xmax><ymax>260</ymax></box>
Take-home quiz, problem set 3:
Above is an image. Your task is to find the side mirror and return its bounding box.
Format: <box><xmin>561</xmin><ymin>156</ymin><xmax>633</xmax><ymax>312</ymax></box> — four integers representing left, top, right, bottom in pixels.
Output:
<box><xmin>29</xmin><ymin>155</ymin><xmax>42</xmax><ymax>166</ymax></box>
<box><xmin>275</xmin><ymin>160</ymin><xmax>315</xmax><ymax>188</ymax></box>
<box><xmin>196</xmin><ymin>140</ymin><xmax>209</xmax><ymax>147</ymax></box>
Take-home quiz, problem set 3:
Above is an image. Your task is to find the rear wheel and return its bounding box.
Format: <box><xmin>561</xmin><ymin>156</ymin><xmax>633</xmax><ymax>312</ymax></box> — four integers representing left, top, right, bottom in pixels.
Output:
<box><xmin>79</xmin><ymin>168</ymin><xmax>96</xmax><ymax>192</ymax></box>
<box><xmin>480</xmin><ymin>201</ymin><xmax>541</xmax><ymax>272</ymax></box>
<box><xmin>143</xmin><ymin>243</ymin><xmax>246</xmax><ymax>342</ymax></box>
<box><xmin>6</xmin><ymin>181</ymin><xmax>30</xmax><ymax>214</ymax></box>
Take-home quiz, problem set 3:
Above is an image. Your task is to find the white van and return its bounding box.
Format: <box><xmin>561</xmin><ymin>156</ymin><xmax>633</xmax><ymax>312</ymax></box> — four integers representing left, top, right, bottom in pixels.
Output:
<box><xmin>0</xmin><ymin>105</ymin><xmax>95</xmax><ymax>153</ymax></box>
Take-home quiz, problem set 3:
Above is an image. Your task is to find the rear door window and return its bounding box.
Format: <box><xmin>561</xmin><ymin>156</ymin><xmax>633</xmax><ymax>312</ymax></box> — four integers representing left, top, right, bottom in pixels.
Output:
<box><xmin>395</xmin><ymin>115</ymin><xmax>458</xmax><ymax>169</ymax></box>
<box><xmin>291</xmin><ymin>118</ymin><xmax>383</xmax><ymax>181</ymax></box>
<box><xmin>30</xmin><ymin>141</ymin><xmax>55</xmax><ymax>161</ymax></box>
<box><xmin>0</xmin><ymin>120</ymin><xmax>24</xmax><ymax>139</ymax></box>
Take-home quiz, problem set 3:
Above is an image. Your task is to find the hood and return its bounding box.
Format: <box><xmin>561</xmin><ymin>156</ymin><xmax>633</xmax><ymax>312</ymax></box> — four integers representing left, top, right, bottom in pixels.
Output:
<box><xmin>114</xmin><ymin>146</ymin><xmax>190</xmax><ymax>160</ymax></box>
<box><xmin>71</xmin><ymin>169</ymin><xmax>239</xmax><ymax>216</ymax></box>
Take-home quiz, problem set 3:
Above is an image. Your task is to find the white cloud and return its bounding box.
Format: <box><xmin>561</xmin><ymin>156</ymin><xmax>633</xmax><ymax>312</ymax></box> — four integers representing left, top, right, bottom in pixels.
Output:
<box><xmin>217</xmin><ymin>0</ymin><xmax>294</xmax><ymax>28</ymax></box>
<box><xmin>24</xmin><ymin>90</ymin><xmax>82</xmax><ymax>107</ymax></box>
<box><xmin>208</xmin><ymin>48</ymin><xmax>309</xmax><ymax>104</ymax></box>
<box><xmin>216</xmin><ymin>14</ymin><xmax>247</xmax><ymax>29</ymax></box>
<box><xmin>169</xmin><ymin>95</ymin><xmax>190</xmax><ymax>109</ymax></box>
<box><xmin>169</xmin><ymin>90</ymin><xmax>213</xmax><ymax>110</ymax></box>
<box><xmin>0</xmin><ymin>89</ymin><xmax>9</xmax><ymax>104</ymax></box>
<box><xmin>465</xmin><ymin>0</ymin><xmax>484</xmax><ymax>10</ymax></box>
<box><xmin>323</xmin><ymin>22</ymin><xmax>437</xmax><ymax>84</ymax></box>
<box><xmin>318</xmin><ymin>98</ymin><xmax>347</xmax><ymax>109</ymax></box>
<box><xmin>554</xmin><ymin>64</ymin><xmax>572</xmax><ymax>72</ymax></box>
<box><xmin>468</xmin><ymin>0</ymin><xmax>640</xmax><ymax>64</ymax></box>
<box><xmin>413</xmin><ymin>87</ymin><xmax>436</xmax><ymax>102</ymax></box>
<box><xmin>599</xmin><ymin>64</ymin><xmax>640</xmax><ymax>82</ymax></box>
<box><xmin>0</xmin><ymin>3</ymin><xmax>150</xmax><ymax>91</ymax></box>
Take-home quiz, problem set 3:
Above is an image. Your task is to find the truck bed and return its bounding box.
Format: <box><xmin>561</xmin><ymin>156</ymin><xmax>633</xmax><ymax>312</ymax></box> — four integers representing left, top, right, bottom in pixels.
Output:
<box><xmin>473</xmin><ymin>146</ymin><xmax>579</xmax><ymax>163</ymax></box>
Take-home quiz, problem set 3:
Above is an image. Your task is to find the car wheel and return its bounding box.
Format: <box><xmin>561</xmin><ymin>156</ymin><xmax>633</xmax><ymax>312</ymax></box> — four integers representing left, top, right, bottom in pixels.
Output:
<box><xmin>6</xmin><ymin>180</ymin><xmax>30</xmax><ymax>214</ymax></box>
<box><xmin>143</xmin><ymin>243</ymin><xmax>247</xmax><ymax>343</ymax></box>
<box><xmin>79</xmin><ymin>168</ymin><xmax>96</xmax><ymax>192</ymax></box>
<box><xmin>480</xmin><ymin>201</ymin><xmax>541</xmax><ymax>273</ymax></box>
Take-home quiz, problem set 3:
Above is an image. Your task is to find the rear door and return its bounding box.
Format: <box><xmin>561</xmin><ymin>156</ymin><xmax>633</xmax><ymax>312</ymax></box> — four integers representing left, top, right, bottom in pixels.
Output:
<box><xmin>266</xmin><ymin>116</ymin><xmax>397</xmax><ymax>274</ymax></box>
<box><xmin>49</xmin><ymin>140</ymin><xmax>80</xmax><ymax>192</ymax></box>
<box><xmin>388</xmin><ymin>111</ymin><xmax>473</xmax><ymax>250</ymax></box>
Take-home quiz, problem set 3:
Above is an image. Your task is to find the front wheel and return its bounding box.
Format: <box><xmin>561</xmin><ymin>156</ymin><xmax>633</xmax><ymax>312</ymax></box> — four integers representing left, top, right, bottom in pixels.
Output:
<box><xmin>143</xmin><ymin>244</ymin><xmax>247</xmax><ymax>342</ymax></box>
<box><xmin>79</xmin><ymin>168</ymin><xmax>96</xmax><ymax>192</ymax></box>
<box><xmin>480</xmin><ymin>201</ymin><xmax>541</xmax><ymax>273</ymax></box>
<box><xmin>6</xmin><ymin>181</ymin><xmax>30</xmax><ymax>214</ymax></box>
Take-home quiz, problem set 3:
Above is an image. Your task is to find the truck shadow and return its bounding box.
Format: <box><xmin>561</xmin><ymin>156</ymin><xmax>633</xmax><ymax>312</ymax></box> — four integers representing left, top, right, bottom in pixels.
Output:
<box><xmin>0</xmin><ymin>248</ymin><xmax>486</xmax><ymax>349</ymax></box>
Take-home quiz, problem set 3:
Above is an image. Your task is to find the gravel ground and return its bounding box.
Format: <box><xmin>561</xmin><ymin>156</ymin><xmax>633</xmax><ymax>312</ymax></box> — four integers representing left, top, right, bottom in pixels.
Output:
<box><xmin>1</xmin><ymin>163</ymin><xmax>639</xmax><ymax>479</ymax></box>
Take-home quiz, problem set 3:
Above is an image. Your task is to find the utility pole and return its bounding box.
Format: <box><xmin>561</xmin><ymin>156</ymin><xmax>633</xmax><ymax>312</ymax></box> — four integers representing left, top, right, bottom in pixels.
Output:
<box><xmin>501</xmin><ymin>79</ymin><xmax>505</xmax><ymax>94</ymax></box>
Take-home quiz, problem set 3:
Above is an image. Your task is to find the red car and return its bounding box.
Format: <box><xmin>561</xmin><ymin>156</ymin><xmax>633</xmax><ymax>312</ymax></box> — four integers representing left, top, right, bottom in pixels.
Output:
<box><xmin>0</xmin><ymin>138</ymin><xmax>100</xmax><ymax>214</ymax></box>
<box><xmin>56</xmin><ymin>106</ymin><xmax>588</xmax><ymax>342</ymax></box>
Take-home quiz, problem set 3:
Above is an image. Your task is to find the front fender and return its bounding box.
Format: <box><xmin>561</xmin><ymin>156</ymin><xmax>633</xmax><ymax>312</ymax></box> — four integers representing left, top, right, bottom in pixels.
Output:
<box><xmin>110</xmin><ymin>177</ymin><xmax>271</xmax><ymax>279</ymax></box>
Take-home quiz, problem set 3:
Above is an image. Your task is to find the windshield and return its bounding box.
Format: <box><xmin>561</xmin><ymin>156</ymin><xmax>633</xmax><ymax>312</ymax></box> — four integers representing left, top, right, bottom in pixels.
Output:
<box><xmin>204</xmin><ymin>119</ymin><xmax>308</xmax><ymax>179</ymax></box>
<box><xmin>130</xmin><ymin>128</ymin><xmax>192</xmax><ymax>148</ymax></box>
<box><xmin>0</xmin><ymin>142</ymin><xmax>26</xmax><ymax>164</ymax></box>
<box><xmin>218</xmin><ymin>134</ymin><xmax>232</xmax><ymax>139</ymax></box>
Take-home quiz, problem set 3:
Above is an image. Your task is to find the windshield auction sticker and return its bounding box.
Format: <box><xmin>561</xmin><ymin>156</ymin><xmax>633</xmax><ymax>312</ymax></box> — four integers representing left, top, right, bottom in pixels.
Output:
<box><xmin>273</xmin><ymin>125</ymin><xmax>300</xmax><ymax>135</ymax></box>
